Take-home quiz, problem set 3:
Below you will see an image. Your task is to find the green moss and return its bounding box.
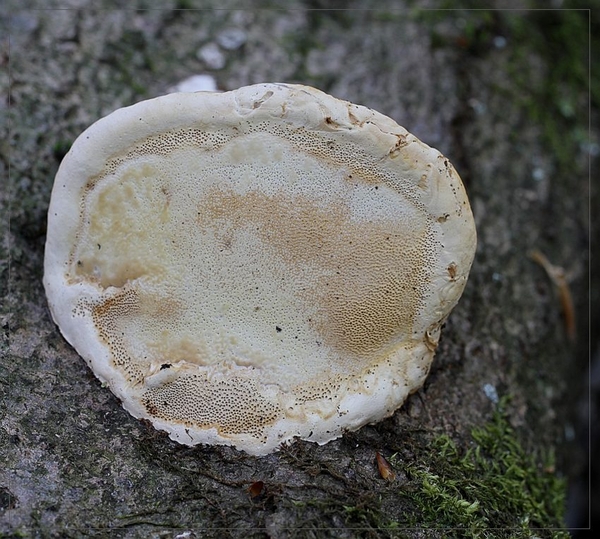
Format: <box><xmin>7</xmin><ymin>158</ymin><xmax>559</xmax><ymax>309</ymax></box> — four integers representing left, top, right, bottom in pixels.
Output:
<box><xmin>329</xmin><ymin>400</ymin><xmax>567</xmax><ymax>538</ymax></box>
<box><xmin>503</xmin><ymin>7</ymin><xmax>595</xmax><ymax>173</ymax></box>
<box><xmin>415</xmin><ymin>7</ymin><xmax>593</xmax><ymax>175</ymax></box>
<box><xmin>392</xmin><ymin>398</ymin><xmax>568</xmax><ymax>538</ymax></box>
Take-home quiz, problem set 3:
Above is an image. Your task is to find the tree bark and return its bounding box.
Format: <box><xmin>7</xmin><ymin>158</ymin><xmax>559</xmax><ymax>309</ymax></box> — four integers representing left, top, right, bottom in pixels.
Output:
<box><xmin>1</xmin><ymin>2</ymin><xmax>594</xmax><ymax>538</ymax></box>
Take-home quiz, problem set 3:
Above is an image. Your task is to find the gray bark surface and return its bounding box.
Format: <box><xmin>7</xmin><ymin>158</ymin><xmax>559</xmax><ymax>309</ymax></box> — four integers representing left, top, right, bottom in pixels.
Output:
<box><xmin>0</xmin><ymin>2</ymin><xmax>595</xmax><ymax>538</ymax></box>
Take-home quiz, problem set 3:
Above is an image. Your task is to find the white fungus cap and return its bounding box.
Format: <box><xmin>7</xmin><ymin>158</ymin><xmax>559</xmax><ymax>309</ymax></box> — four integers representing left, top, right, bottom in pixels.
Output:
<box><xmin>44</xmin><ymin>83</ymin><xmax>476</xmax><ymax>455</ymax></box>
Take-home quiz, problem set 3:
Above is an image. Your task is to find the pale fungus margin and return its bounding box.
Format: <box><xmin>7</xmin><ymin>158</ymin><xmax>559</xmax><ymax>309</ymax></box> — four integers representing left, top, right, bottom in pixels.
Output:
<box><xmin>44</xmin><ymin>83</ymin><xmax>476</xmax><ymax>455</ymax></box>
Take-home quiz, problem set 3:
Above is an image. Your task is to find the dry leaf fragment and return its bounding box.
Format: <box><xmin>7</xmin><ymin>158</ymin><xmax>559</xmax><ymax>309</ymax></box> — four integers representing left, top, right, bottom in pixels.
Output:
<box><xmin>529</xmin><ymin>249</ymin><xmax>576</xmax><ymax>341</ymax></box>
<box><xmin>376</xmin><ymin>451</ymin><xmax>396</xmax><ymax>482</ymax></box>
<box><xmin>247</xmin><ymin>480</ymin><xmax>264</xmax><ymax>498</ymax></box>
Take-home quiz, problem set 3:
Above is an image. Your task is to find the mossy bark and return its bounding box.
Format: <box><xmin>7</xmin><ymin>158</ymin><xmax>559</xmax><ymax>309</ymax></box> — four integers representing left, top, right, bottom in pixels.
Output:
<box><xmin>1</xmin><ymin>2</ymin><xmax>594</xmax><ymax>538</ymax></box>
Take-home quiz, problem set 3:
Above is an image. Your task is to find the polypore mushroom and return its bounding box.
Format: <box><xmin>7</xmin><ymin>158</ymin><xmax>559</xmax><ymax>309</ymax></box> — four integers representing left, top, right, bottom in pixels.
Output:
<box><xmin>44</xmin><ymin>83</ymin><xmax>476</xmax><ymax>455</ymax></box>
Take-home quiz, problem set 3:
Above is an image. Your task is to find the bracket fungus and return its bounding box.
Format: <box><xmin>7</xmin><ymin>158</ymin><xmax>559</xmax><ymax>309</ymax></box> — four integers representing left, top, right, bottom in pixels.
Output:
<box><xmin>44</xmin><ymin>83</ymin><xmax>476</xmax><ymax>455</ymax></box>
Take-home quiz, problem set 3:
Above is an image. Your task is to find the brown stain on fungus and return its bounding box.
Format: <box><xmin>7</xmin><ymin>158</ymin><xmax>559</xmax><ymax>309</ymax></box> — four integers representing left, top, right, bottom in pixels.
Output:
<box><xmin>196</xmin><ymin>186</ymin><xmax>433</xmax><ymax>358</ymax></box>
<box><xmin>448</xmin><ymin>262</ymin><xmax>458</xmax><ymax>280</ymax></box>
<box><xmin>389</xmin><ymin>134</ymin><xmax>409</xmax><ymax>158</ymax></box>
<box><xmin>87</xmin><ymin>287</ymin><xmax>145</xmax><ymax>382</ymax></box>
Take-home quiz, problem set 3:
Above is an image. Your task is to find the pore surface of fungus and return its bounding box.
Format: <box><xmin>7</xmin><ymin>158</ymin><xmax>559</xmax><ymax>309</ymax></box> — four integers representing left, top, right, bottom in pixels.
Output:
<box><xmin>44</xmin><ymin>83</ymin><xmax>476</xmax><ymax>455</ymax></box>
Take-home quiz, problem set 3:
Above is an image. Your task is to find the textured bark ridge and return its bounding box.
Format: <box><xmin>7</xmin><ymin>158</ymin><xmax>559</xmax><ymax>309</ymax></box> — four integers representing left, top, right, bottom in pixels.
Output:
<box><xmin>1</xmin><ymin>2</ymin><xmax>594</xmax><ymax>537</ymax></box>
